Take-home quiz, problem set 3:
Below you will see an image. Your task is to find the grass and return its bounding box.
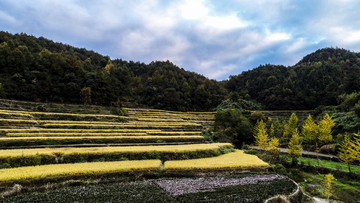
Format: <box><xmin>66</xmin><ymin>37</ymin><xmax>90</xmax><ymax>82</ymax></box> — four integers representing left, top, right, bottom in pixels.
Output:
<box><xmin>165</xmin><ymin>150</ymin><xmax>269</xmax><ymax>170</ymax></box>
<box><xmin>0</xmin><ymin>143</ymin><xmax>233</xmax><ymax>158</ymax></box>
<box><xmin>0</xmin><ymin>144</ymin><xmax>234</xmax><ymax>168</ymax></box>
<box><xmin>292</xmin><ymin>157</ymin><xmax>360</xmax><ymax>173</ymax></box>
<box><xmin>0</xmin><ymin>136</ymin><xmax>206</xmax><ymax>147</ymax></box>
<box><xmin>6</xmin><ymin>132</ymin><xmax>149</xmax><ymax>137</ymax></box>
<box><xmin>1</xmin><ymin>129</ymin><xmax>161</xmax><ymax>133</ymax></box>
<box><xmin>0</xmin><ymin>160</ymin><xmax>162</xmax><ymax>181</ymax></box>
<box><xmin>299</xmin><ymin>171</ymin><xmax>360</xmax><ymax>202</ymax></box>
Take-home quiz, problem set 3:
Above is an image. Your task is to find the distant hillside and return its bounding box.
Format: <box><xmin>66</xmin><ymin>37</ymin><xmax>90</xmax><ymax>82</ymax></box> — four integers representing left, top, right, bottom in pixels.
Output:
<box><xmin>1</xmin><ymin>31</ymin><xmax>359</xmax><ymax>111</ymax></box>
<box><xmin>0</xmin><ymin>31</ymin><xmax>227</xmax><ymax>111</ymax></box>
<box><xmin>225</xmin><ymin>47</ymin><xmax>360</xmax><ymax>110</ymax></box>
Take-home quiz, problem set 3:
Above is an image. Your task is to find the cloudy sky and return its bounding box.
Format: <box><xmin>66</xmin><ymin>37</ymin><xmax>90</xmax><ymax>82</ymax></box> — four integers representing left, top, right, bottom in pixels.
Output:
<box><xmin>1</xmin><ymin>0</ymin><xmax>360</xmax><ymax>80</ymax></box>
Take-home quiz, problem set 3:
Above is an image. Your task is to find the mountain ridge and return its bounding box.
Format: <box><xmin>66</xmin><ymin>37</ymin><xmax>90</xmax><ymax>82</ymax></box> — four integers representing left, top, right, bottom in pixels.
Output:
<box><xmin>1</xmin><ymin>31</ymin><xmax>360</xmax><ymax>110</ymax></box>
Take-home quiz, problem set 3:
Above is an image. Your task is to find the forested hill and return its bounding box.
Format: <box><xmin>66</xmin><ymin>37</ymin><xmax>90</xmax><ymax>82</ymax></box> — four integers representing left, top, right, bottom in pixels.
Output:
<box><xmin>0</xmin><ymin>31</ymin><xmax>228</xmax><ymax>111</ymax></box>
<box><xmin>1</xmin><ymin>31</ymin><xmax>360</xmax><ymax>111</ymax></box>
<box><xmin>225</xmin><ymin>47</ymin><xmax>360</xmax><ymax>110</ymax></box>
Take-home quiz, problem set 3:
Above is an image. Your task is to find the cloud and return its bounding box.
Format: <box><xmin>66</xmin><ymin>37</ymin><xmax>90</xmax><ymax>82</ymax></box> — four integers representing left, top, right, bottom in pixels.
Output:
<box><xmin>1</xmin><ymin>0</ymin><xmax>360</xmax><ymax>80</ymax></box>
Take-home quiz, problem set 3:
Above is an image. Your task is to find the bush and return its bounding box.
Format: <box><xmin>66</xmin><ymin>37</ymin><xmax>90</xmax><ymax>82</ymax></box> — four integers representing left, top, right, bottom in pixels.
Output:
<box><xmin>214</xmin><ymin>108</ymin><xmax>253</xmax><ymax>147</ymax></box>
<box><xmin>110</xmin><ymin>108</ymin><xmax>127</xmax><ymax>116</ymax></box>
<box><xmin>36</xmin><ymin>105</ymin><xmax>46</xmax><ymax>112</ymax></box>
<box><xmin>355</xmin><ymin>102</ymin><xmax>360</xmax><ymax>117</ymax></box>
<box><xmin>249</xmin><ymin>112</ymin><xmax>266</xmax><ymax>125</ymax></box>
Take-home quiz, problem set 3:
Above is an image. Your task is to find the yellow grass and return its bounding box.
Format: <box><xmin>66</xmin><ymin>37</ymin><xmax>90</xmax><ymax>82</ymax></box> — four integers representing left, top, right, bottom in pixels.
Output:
<box><xmin>1</xmin><ymin>129</ymin><xmax>161</xmax><ymax>133</ymax></box>
<box><xmin>0</xmin><ymin>135</ymin><xmax>205</xmax><ymax>141</ymax></box>
<box><xmin>0</xmin><ymin>110</ymin><xmax>123</xmax><ymax>118</ymax></box>
<box><xmin>0</xmin><ymin>143</ymin><xmax>232</xmax><ymax>158</ymax></box>
<box><xmin>146</xmin><ymin>131</ymin><xmax>201</xmax><ymax>135</ymax></box>
<box><xmin>136</xmin><ymin>118</ymin><xmax>185</xmax><ymax>122</ymax></box>
<box><xmin>164</xmin><ymin>150</ymin><xmax>269</xmax><ymax>170</ymax></box>
<box><xmin>0</xmin><ymin>160</ymin><xmax>162</xmax><ymax>181</ymax></box>
<box><xmin>6</xmin><ymin>133</ymin><xmax>148</xmax><ymax>137</ymax></box>
<box><xmin>0</xmin><ymin>119</ymin><xmax>37</xmax><ymax>123</ymax></box>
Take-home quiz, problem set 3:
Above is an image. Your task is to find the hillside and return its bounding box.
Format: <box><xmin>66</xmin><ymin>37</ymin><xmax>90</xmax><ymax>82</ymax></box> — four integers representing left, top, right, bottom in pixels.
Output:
<box><xmin>0</xmin><ymin>31</ymin><xmax>227</xmax><ymax>111</ymax></box>
<box><xmin>225</xmin><ymin>47</ymin><xmax>360</xmax><ymax>110</ymax></box>
<box><xmin>1</xmin><ymin>31</ymin><xmax>360</xmax><ymax>111</ymax></box>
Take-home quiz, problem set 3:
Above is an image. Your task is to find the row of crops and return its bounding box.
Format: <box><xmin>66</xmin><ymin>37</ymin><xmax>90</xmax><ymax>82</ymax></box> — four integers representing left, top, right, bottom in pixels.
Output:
<box><xmin>0</xmin><ymin>100</ymin><xmax>294</xmax><ymax>202</ymax></box>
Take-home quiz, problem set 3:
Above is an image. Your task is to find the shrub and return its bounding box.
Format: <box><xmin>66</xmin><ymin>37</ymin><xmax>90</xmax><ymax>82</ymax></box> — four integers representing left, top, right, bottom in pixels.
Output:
<box><xmin>249</xmin><ymin>112</ymin><xmax>266</xmax><ymax>125</ymax></box>
<box><xmin>110</xmin><ymin>108</ymin><xmax>128</xmax><ymax>116</ymax></box>
<box><xmin>36</xmin><ymin>105</ymin><xmax>46</xmax><ymax>112</ymax></box>
<box><xmin>214</xmin><ymin>108</ymin><xmax>253</xmax><ymax>147</ymax></box>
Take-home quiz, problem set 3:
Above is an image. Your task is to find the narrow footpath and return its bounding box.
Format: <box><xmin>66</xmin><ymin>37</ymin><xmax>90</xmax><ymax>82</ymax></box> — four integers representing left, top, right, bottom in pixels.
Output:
<box><xmin>249</xmin><ymin>146</ymin><xmax>339</xmax><ymax>161</ymax></box>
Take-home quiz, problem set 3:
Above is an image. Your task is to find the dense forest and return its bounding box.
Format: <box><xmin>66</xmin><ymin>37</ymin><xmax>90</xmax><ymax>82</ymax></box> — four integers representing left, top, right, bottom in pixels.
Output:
<box><xmin>226</xmin><ymin>48</ymin><xmax>360</xmax><ymax>110</ymax></box>
<box><xmin>0</xmin><ymin>31</ymin><xmax>227</xmax><ymax>111</ymax></box>
<box><xmin>1</xmin><ymin>31</ymin><xmax>360</xmax><ymax>111</ymax></box>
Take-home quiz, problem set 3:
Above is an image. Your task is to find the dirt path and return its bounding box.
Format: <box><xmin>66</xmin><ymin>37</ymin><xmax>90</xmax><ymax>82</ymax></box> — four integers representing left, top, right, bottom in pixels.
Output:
<box><xmin>249</xmin><ymin>146</ymin><xmax>339</xmax><ymax>160</ymax></box>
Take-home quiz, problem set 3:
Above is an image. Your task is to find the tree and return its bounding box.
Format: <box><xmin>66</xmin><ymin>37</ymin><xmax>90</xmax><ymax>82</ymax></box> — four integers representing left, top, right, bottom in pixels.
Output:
<box><xmin>286</xmin><ymin>113</ymin><xmax>298</xmax><ymax>137</ymax></box>
<box><xmin>268</xmin><ymin>137</ymin><xmax>279</xmax><ymax>155</ymax></box>
<box><xmin>322</xmin><ymin>173</ymin><xmax>336</xmax><ymax>200</ymax></box>
<box><xmin>302</xmin><ymin>114</ymin><xmax>318</xmax><ymax>144</ymax></box>
<box><xmin>287</xmin><ymin>129</ymin><xmax>303</xmax><ymax>164</ymax></box>
<box><xmin>170</xmin><ymin>77</ymin><xmax>179</xmax><ymax>90</ymax></box>
<box><xmin>181</xmin><ymin>81</ymin><xmax>191</xmax><ymax>96</ymax></box>
<box><xmin>0</xmin><ymin>83</ymin><xmax>6</xmax><ymax>98</ymax></box>
<box><xmin>253</xmin><ymin>120</ymin><xmax>269</xmax><ymax>150</ymax></box>
<box><xmin>349</xmin><ymin>133</ymin><xmax>360</xmax><ymax>162</ymax></box>
<box><xmin>81</xmin><ymin>87</ymin><xmax>91</xmax><ymax>105</ymax></box>
<box><xmin>318</xmin><ymin>113</ymin><xmax>335</xmax><ymax>145</ymax></box>
<box><xmin>338</xmin><ymin>134</ymin><xmax>354</xmax><ymax>173</ymax></box>
<box><xmin>214</xmin><ymin>108</ymin><xmax>253</xmax><ymax>147</ymax></box>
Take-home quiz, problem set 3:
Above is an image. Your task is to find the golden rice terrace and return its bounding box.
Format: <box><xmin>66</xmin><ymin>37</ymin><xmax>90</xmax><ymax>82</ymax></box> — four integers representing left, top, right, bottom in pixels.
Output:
<box><xmin>0</xmin><ymin>99</ymin><xmax>268</xmax><ymax>187</ymax></box>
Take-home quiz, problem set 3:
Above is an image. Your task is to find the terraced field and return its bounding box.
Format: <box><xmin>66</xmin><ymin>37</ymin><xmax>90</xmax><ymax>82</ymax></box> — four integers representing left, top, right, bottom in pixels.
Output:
<box><xmin>0</xmin><ymin>100</ymin><xmax>295</xmax><ymax>202</ymax></box>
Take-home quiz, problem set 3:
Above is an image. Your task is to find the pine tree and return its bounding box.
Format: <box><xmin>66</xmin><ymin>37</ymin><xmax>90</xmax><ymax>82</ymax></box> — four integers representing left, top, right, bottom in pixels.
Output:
<box><xmin>338</xmin><ymin>134</ymin><xmax>354</xmax><ymax>173</ymax></box>
<box><xmin>287</xmin><ymin>129</ymin><xmax>303</xmax><ymax>163</ymax></box>
<box><xmin>318</xmin><ymin>113</ymin><xmax>335</xmax><ymax>145</ymax></box>
<box><xmin>253</xmin><ymin>120</ymin><xmax>269</xmax><ymax>150</ymax></box>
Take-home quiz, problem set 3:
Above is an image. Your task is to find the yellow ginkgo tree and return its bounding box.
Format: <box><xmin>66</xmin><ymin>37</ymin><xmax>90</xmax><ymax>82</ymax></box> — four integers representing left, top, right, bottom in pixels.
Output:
<box><xmin>349</xmin><ymin>133</ymin><xmax>360</xmax><ymax>162</ymax></box>
<box><xmin>253</xmin><ymin>120</ymin><xmax>269</xmax><ymax>151</ymax></box>
<box><xmin>318</xmin><ymin>113</ymin><xmax>335</xmax><ymax>145</ymax></box>
<box><xmin>338</xmin><ymin>134</ymin><xmax>355</xmax><ymax>173</ymax></box>
<box><xmin>302</xmin><ymin>114</ymin><xmax>318</xmax><ymax>144</ymax></box>
<box><xmin>287</xmin><ymin>129</ymin><xmax>303</xmax><ymax>164</ymax></box>
<box><xmin>322</xmin><ymin>173</ymin><xmax>336</xmax><ymax>200</ymax></box>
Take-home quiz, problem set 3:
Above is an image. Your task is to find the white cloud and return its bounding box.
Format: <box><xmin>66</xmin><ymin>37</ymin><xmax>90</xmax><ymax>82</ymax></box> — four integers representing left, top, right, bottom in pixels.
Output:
<box><xmin>0</xmin><ymin>10</ymin><xmax>18</xmax><ymax>24</ymax></box>
<box><xmin>285</xmin><ymin>38</ymin><xmax>306</xmax><ymax>53</ymax></box>
<box><xmin>179</xmin><ymin>0</ymin><xmax>209</xmax><ymax>19</ymax></box>
<box><xmin>2</xmin><ymin>0</ymin><xmax>360</xmax><ymax>80</ymax></box>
